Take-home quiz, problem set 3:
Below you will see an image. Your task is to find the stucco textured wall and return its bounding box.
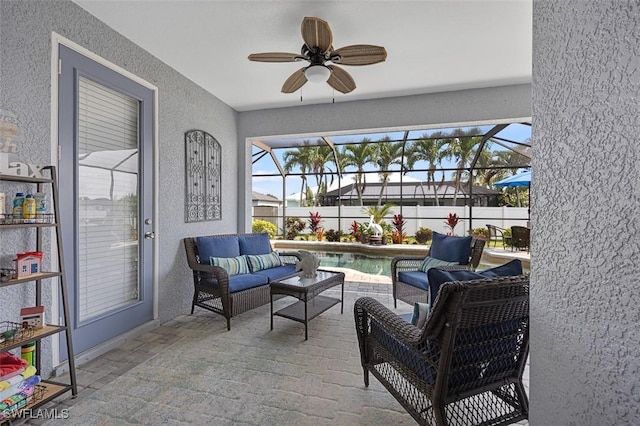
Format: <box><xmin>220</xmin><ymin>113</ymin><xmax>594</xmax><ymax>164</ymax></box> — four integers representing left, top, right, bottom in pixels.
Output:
<box><xmin>531</xmin><ymin>1</ymin><xmax>640</xmax><ymax>424</ymax></box>
<box><xmin>0</xmin><ymin>0</ymin><xmax>238</xmax><ymax>374</ymax></box>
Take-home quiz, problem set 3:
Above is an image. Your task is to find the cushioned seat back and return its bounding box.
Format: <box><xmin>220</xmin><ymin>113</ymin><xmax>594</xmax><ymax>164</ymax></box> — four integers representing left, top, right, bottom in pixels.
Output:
<box><xmin>195</xmin><ymin>235</ymin><xmax>240</xmax><ymax>264</ymax></box>
<box><xmin>238</xmin><ymin>233</ymin><xmax>272</xmax><ymax>255</ymax></box>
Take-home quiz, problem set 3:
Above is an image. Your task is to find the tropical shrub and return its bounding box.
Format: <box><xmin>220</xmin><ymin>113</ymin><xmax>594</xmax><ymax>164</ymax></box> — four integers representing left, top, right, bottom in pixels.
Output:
<box><xmin>308</xmin><ymin>211</ymin><xmax>323</xmax><ymax>234</ymax></box>
<box><xmin>285</xmin><ymin>217</ymin><xmax>306</xmax><ymax>240</ymax></box>
<box><xmin>325</xmin><ymin>229</ymin><xmax>343</xmax><ymax>242</ymax></box>
<box><xmin>470</xmin><ymin>227</ymin><xmax>489</xmax><ymax>239</ymax></box>
<box><xmin>444</xmin><ymin>212</ymin><xmax>459</xmax><ymax>235</ymax></box>
<box><xmin>315</xmin><ymin>227</ymin><xmax>325</xmax><ymax>241</ymax></box>
<box><xmin>392</xmin><ymin>214</ymin><xmax>407</xmax><ymax>244</ymax></box>
<box><xmin>415</xmin><ymin>227</ymin><xmax>433</xmax><ymax>244</ymax></box>
<box><xmin>251</xmin><ymin>219</ymin><xmax>277</xmax><ymax>238</ymax></box>
<box><xmin>349</xmin><ymin>220</ymin><xmax>361</xmax><ymax>241</ymax></box>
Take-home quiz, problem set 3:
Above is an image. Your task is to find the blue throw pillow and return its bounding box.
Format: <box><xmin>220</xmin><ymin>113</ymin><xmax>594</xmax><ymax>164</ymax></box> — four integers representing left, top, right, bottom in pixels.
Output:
<box><xmin>429</xmin><ymin>232</ymin><xmax>473</xmax><ymax>264</ymax></box>
<box><xmin>196</xmin><ymin>236</ymin><xmax>240</xmax><ymax>263</ymax></box>
<box><xmin>418</xmin><ymin>256</ymin><xmax>458</xmax><ymax>273</ymax></box>
<box><xmin>427</xmin><ymin>259</ymin><xmax>523</xmax><ymax>310</ymax></box>
<box><xmin>238</xmin><ymin>233</ymin><xmax>272</xmax><ymax>255</ymax></box>
<box><xmin>477</xmin><ymin>259</ymin><xmax>523</xmax><ymax>277</ymax></box>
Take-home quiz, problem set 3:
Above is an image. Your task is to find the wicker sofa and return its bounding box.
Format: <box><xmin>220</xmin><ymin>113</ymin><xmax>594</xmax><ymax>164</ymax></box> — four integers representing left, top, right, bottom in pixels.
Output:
<box><xmin>354</xmin><ymin>273</ymin><xmax>530</xmax><ymax>426</ymax></box>
<box><xmin>183</xmin><ymin>233</ymin><xmax>301</xmax><ymax>330</ymax></box>
<box><xmin>391</xmin><ymin>233</ymin><xmax>486</xmax><ymax>308</ymax></box>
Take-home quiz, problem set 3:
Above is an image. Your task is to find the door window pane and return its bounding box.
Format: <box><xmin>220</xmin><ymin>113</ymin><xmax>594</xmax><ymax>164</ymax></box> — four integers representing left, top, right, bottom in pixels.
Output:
<box><xmin>77</xmin><ymin>77</ymin><xmax>139</xmax><ymax>322</ymax></box>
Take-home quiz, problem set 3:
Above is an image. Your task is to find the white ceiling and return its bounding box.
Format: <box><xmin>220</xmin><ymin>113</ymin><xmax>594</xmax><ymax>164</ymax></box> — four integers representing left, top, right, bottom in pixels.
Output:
<box><xmin>73</xmin><ymin>0</ymin><xmax>532</xmax><ymax>112</ymax></box>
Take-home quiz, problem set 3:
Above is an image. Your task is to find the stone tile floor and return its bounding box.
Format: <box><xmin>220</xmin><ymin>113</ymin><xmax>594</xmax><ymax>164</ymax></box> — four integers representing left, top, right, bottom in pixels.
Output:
<box><xmin>20</xmin><ymin>269</ymin><xmax>528</xmax><ymax>425</ymax></box>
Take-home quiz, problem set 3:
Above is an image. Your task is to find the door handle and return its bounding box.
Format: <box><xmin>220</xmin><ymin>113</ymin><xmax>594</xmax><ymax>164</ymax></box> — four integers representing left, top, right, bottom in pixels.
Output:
<box><xmin>144</xmin><ymin>231</ymin><xmax>156</xmax><ymax>240</ymax></box>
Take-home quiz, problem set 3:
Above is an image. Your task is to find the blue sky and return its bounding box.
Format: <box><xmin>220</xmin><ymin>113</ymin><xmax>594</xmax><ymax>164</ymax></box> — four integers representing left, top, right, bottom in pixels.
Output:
<box><xmin>252</xmin><ymin>123</ymin><xmax>531</xmax><ymax>200</ymax></box>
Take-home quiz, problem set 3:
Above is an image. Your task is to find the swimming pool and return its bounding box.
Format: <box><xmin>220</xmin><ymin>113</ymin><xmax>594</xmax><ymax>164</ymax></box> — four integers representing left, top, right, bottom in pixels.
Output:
<box><xmin>310</xmin><ymin>250</ymin><xmax>527</xmax><ymax>277</ymax></box>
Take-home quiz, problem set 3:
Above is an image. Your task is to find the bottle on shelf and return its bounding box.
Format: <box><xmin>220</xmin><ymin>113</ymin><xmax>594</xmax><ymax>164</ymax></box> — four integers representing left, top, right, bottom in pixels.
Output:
<box><xmin>12</xmin><ymin>192</ymin><xmax>24</xmax><ymax>223</ymax></box>
<box><xmin>23</xmin><ymin>194</ymin><xmax>36</xmax><ymax>223</ymax></box>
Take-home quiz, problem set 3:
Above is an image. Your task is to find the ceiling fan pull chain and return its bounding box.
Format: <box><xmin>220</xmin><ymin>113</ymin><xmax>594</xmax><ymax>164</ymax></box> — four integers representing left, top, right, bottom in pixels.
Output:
<box><xmin>300</xmin><ymin>87</ymin><xmax>303</xmax><ymax>103</ymax></box>
<box><xmin>333</xmin><ymin>89</ymin><xmax>335</xmax><ymax>104</ymax></box>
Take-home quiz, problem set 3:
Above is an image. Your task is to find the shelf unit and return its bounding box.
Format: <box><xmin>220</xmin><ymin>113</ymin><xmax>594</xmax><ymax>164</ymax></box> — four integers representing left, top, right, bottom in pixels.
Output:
<box><xmin>0</xmin><ymin>166</ymin><xmax>77</xmax><ymax>423</ymax></box>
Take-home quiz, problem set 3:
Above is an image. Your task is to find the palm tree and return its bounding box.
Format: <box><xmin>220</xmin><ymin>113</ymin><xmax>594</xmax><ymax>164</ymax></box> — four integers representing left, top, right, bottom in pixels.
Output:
<box><xmin>405</xmin><ymin>135</ymin><xmax>446</xmax><ymax>206</ymax></box>
<box><xmin>373</xmin><ymin>137</ymin><xmax>404</xmax><ymax>206</ymax></box>
<box><xmin>491</xmin><ymin>149</ymin><xmax>531</xmax><ymax>207</ymax></box>
<box><xmin>341</xmin><ymin>138</ymin><xmax>375</xmax><ymax>206</ymax></box>
<box><xmin>442</xmin><ymin>128</ymin><xmax>483</xmax><ymax>206</ymax></box>
<box><xmin>283</xmin><ymin>144</ymin><xmax>313</xmax><ymax>206</ymax></box>
<box><xmin>307</xmin><ymin>143</ymin><xmax>337</xmax><ymax>206</ymax></box>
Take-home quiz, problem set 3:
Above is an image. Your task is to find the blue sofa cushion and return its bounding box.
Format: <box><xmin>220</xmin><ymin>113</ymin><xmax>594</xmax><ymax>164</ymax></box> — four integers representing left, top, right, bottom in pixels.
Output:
<box><xmin>238</xmin><ymin>233</ymin><xmax>272</xmax><ymax>255</ymax></box>
<box><xmin>246</xmin><ymin>252</ymin><xmax>282</xmax><ymax>272</ymax></box>
<box><xmin>210</xmin><ymin>255</ymin><xmax>250</xmax><ymax>276</ymax></box>
<box><xmin>397</xmin><ymin>271</ymin><xmax>429</xmax><ymax>291</ymax></box>
<box><xmin>228</xmin><ymin>273</ymin><xmax>269</xmax><ymax>293</ymax></box>
<box><xmin>430</xmin><ymin>232</ymin><xmax>472</xmax><ymax>264</ymax></box>
<box><xmin>427</xmin><ymin>260</ymin><xmax>523</xmax><ymax>311</ymax></box>
<box><xmin>252</xmin><ymin>264</ymin><xmax>297</xmax><ymax>282</ymax></box>
<box><xmin>196</xmin><ymin>236</ymin><xmax>240</xmax><ymax>263</ymax></box>
<box><xmin>476</xmin><ymin>259</ymin><xmax>523</xmax><ymax>277</ymax></box>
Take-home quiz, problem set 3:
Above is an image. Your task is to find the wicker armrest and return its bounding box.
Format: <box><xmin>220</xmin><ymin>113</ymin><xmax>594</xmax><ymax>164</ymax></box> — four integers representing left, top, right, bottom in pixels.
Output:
<box><xmin>355</xmin><ymin>297</ymin><xmax>423</xmax><ymax>346</ymax></box>
<box><xmin>391</xmin><ymin>256</ymin><xmax>425</xmax><ymax>278</ymax></box>
<box><xmin>188</xmin><ymin>263</ymin><xmax>230</xmax><ymax>294</ymax></box>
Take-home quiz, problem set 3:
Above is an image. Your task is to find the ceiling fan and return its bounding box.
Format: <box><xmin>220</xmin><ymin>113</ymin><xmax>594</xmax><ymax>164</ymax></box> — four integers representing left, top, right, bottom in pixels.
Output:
<box><xmin>248</xmin><ymin>17</ymin><xmax>387</xmax><ymax>94</ymax></box>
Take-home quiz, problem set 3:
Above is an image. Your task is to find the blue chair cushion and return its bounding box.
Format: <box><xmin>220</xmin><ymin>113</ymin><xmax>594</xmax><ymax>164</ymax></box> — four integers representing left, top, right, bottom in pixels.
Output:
<box><xmin>228</xmin><ymin>273</ymin><xmax>268</xmax><ymax>293</ymax></box>
<box><xmin>430</xmin><ymin>232</ymin><xmax>473</xmax><ymax>264</ymax></box>
<box><xmin>252</xmin><ymin>264</ymin><xmax>297</xmax><ymax>282</ymax></box>
<box><xmin>238</xmin><ymin>233</ymin><xmax>272</xmax><ymax>255</ymax></box>
<box><xmin>397</xmin><ymin>271</ymin><xmax>429</xmax><ymax>291</ymax></box>
<box><xmin>427</xmin><ymin>259</ymin><xmax>523</xmax><ymax>311</ymax></box>
<box><xmin>196</xmin><ymin>236</ymin><xmax>240</xmax><ymax>263</ymax></box>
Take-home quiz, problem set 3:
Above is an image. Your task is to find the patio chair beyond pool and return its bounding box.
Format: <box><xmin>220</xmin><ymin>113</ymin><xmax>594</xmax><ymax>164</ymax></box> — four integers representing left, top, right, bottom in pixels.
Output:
<box><xmin>486</xmin><ymin>224</ymin><xmax>507</xmax><ymax>248</ymax></box>
<box><xmin>354</xmin><ymin>275</ymin><xmax>530</xmax><ymax>426</ymax></box>
<box><xmin>510</xmin><ymin>226</ymin><xmax>530</xmax><ymax>252</ymax></box>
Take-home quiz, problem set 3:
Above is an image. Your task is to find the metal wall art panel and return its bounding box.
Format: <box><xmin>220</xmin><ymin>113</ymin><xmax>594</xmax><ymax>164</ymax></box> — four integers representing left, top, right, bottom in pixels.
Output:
<box><xmin>185</xmin><ymin>130</ymin><xmax>221</xmax><ymax>222</ymax></box>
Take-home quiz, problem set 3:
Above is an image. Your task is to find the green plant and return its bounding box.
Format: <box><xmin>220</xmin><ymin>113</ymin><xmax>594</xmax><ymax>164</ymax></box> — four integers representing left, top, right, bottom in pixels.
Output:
<box><xmin>503</xmin><ymin>228</ymin><xmax>512</xmax><ymax>238</ymax></box>
<box><xmin>362</xmin><ymin>203</ymin><xmax>394</xmax><ymax>225</ymax></box>
<box><xmin>415</xmin><ymin>227</ymin><xmax>433</xmax><ymax>244</ymax></box>
<box><xmin>470</xmin><ymin>227</ymin><xmax>489</xmax><ymax>239</ymax></box>
<box><xmin>325</xmin><ymin>229</ymin><xmax>343</xmax><ymax>242</ymax></box>
<box><xmin>252</xmin><ymin>220</ymin><xmax>277</xmax><ymax>238</ymax></box>
<box><xmin>284</xmin><ymin>217</ymin><xmax>306</xmax><ymax>240</ymax></box>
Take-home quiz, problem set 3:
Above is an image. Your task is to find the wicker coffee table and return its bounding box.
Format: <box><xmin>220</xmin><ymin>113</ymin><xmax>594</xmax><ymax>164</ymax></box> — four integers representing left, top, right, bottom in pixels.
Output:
<box><xmin>270</xmin><ymin>269</ymin><xmax>345</xmax><ymax>340</ymax></box>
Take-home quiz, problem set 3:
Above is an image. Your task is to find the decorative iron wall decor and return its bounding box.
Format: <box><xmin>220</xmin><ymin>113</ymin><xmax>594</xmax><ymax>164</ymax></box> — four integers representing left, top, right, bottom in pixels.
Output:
<box><xmin>185</xmin><ymin>130</ymin><xmax>221</xmax><ymax>222</ymax></box>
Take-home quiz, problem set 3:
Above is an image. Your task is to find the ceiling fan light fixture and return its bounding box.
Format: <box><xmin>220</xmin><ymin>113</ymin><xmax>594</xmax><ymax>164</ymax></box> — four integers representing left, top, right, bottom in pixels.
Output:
<box><xmin>305</xmin><ymin>65</ymin><xmax>331</xmax><ymax>83</ymax></box>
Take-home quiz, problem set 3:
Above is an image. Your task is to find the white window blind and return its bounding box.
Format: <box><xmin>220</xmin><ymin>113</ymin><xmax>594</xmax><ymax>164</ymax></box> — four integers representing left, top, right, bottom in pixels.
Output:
<box><xmin>77</xmin><ymin>77</ymin><xmax>140</xmax><ymax>322</ymax></box>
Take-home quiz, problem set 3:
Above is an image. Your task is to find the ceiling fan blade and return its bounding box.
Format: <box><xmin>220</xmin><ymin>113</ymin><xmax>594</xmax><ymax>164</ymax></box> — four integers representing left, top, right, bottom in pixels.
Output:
<box><xmin>301</xmin><ymin>17</ymin><xmax>333</xmax><ymax>54</ymax></box>
<box><xmin>326</xmin><ymin>65</ymin><xmax>356</xmax><ymax>94</ymax></box>
<box><xmin>281</xmin><ymin>68</ymin><xmax>308</xmax><ymax>93</ymax></box>
<box><xmin>248</xmin><ymin>52</ymin><xmax>303</xmax><ymax>63</ymax></box>
<box><xmin>331</xmin><ymin>45</ymin><xmax>387</xmax><ymax>66</ymax></box>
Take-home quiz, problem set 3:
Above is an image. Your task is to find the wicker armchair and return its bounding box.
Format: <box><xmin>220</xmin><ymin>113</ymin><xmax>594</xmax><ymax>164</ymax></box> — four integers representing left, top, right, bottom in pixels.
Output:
<box><xmin>183</xmin><ymin>234</ymin><xmax>301</xmax><ymax>330</ymax></box>
<box><xmin>354</xmin><ymin>275</ymin><xmax>529</xmax><ymax>426</ymax></box>
<box><xmin>391</xmin><ymin>237</ymin><xmax>485</xmax><ymax>308</ymax></box>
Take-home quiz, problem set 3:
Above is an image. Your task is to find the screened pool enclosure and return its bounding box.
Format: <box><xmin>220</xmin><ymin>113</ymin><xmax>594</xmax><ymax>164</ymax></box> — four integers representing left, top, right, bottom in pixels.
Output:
<box><xmin>251</xmin><ymin>122</ymin><xmax>531</xmax><ymax>238</ymax></box>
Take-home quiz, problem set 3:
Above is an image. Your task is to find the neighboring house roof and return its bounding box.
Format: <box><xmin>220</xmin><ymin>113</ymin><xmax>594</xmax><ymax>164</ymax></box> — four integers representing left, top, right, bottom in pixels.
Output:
<box><xmin>324</xmin><ymin>180</ymin><xmax>500</xmax><ymax>200</ymax></box>
<box><xmin>252</xmin><ymin>191</ymin><xmax>282</xmax><ymax>203</ymax></box>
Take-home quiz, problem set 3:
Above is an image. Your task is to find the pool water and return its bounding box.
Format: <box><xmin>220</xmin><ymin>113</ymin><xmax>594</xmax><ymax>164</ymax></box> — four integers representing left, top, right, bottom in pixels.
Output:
<box><xmin>314</xmin><ymin>251</ymin><xmax>393</xmax><ymax>276</ymax></box>
<box><xmin>311</xmin><ymin>251</ymin><xmax>520</xmax><ymax>277</ymax></box>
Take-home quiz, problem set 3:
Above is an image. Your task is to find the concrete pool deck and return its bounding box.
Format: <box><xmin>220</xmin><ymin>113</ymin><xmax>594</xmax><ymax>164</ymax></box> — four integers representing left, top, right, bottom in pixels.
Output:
<box><xmin>271</xmin><ymin>239</ymin><xmax>530</xmax><ymax>278</ymax></box>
